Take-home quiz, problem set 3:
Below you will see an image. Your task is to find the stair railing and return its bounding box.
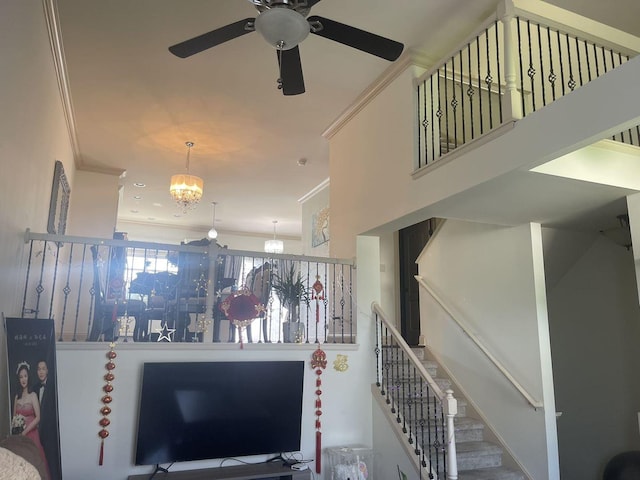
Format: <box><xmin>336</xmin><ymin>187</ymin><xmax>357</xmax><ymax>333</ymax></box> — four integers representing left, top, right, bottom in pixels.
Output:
<box><xmin>372</xmin><ymin>302</ymin><xmax>458</xmax><ymax>480</ymax></box>
<box><xmin>415</xmin><ymin>275</ymin><xmax>543</xmax><ymax>410</ymax></box>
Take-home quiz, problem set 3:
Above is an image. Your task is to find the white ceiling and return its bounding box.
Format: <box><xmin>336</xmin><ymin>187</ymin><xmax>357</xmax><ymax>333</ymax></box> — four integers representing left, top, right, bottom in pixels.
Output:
<box><xmin>55</xmin><ymin>0</ymin><xmax>640</xmax><ymax>239</ymax></box>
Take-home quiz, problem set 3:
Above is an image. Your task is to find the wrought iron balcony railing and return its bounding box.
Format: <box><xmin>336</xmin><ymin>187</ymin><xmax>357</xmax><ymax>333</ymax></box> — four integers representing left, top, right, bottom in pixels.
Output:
<box><xmin>21</xmin><ymin>230</ymin><xmax>355</xmax><ymax>345</ymax></box>
<box><xmin>416</xmin><ymin>1</ymin><xmax>640</xmax><ymax>169</ymax></box>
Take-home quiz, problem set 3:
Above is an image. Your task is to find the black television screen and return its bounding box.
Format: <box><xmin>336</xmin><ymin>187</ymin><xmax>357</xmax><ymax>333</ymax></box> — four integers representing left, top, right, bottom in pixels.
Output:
<box><xmin>134</xmin><ymin>361</ymin><xmax>304</xmax><ymax>466</ymax></box>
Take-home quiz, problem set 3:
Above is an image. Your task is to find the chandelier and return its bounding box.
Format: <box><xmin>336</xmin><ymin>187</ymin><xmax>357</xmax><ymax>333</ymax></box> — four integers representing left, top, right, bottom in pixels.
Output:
<box><xmin>169</xmin><ymin>141</ymin><xmax>203</xmax><ymax>213</ymax></box>
<box><xmin>264</xmin><ymin>220</ymin><xmax>284</xmax><ymax>254</ymax></box>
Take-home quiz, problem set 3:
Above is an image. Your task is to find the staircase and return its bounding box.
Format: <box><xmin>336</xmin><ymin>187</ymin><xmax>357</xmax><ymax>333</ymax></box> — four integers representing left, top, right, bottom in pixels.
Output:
<box><xmin>409</xmin><ymin>347</ymin><xmax>525</xmax><ymax>480</ymax></box>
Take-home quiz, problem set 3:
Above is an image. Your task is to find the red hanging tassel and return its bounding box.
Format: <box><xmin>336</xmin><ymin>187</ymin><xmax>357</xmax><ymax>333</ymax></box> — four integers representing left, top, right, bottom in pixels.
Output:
<box><xmin>315</xmin><ymin>431</ymin><xmax>322</xmax><ymax>474</ymax></box>
<box><xmin>99</xmin><ymin>439</ymin><xmax>104</xmax><ymax>466</ymax></box>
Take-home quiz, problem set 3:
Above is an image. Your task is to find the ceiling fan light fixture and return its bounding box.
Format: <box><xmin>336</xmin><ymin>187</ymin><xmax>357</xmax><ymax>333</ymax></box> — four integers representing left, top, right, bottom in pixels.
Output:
<box><xmin>255</xmin><ymin>7</ymin><xmax>310</xmax><ymax>50</ymax></box>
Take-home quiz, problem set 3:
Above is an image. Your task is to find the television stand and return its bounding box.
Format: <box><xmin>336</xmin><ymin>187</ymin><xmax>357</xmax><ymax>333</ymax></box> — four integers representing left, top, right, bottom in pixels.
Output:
<box><xmin>127</xmin><ymin>462</ymin><xmax>312</xmax><ymax>480</ymax></box>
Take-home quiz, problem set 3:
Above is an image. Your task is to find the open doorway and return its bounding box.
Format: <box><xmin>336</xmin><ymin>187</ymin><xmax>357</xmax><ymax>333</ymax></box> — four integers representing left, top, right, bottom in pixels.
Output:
<box><xmin>398</xmin><ymin>218</ymin><xmax>435</xmax><ymax>346</ymax></box>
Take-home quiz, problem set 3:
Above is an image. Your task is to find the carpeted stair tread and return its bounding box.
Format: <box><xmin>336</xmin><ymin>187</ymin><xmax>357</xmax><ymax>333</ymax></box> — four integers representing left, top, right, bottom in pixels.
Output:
<box><xmin>456</xmin><ymin>441</ymin><xmax>502</xmax><ymax>455</ymax></box>
<box><xmin>454</xmin><ymin>416</ymin><xmax>485</xmax><ymax>432</ymax></box>
<box><xmin>458</xmin><ymin>466</ymin><xmax>525</xmax><ymax>480</ymax></box>
<box><xmin>381</xmin><ymin>347</ymin><xmax>527</xmax><ymax>478</ymax></box>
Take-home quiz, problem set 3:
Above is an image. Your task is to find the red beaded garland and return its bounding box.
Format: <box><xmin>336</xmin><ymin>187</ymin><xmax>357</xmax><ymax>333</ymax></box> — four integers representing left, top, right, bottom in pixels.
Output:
<box><xmin>99</xmin><ymin>343</ymin><xmax>117</xmax><ymax>466</ymax></box>
<box><xmin>310</xmin><ymin>346</ymin><xmax>327</xmax><ymax>474</ymax></box>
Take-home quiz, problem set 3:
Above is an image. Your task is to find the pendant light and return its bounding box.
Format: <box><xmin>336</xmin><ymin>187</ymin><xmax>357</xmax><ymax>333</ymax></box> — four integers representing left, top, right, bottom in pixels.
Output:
<box><xmin>169</xmin><ymin>141</ymin><xmax>203</xmax><ymax>213</ymax></box>
<box><xmin>207</xmin><ymin>202</ymin><xmax>218</xmax><ymax>240</ymax></box>
<box><xmin>264</xmin><ymin>220</ymin><xmax>284</xmax><ymax>254</ymax></box>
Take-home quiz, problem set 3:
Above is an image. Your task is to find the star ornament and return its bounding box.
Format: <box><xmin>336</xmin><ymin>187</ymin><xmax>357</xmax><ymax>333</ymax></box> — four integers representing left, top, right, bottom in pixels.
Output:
<box><xmin>156</xmin><ymin>324</ymin><xmax>175</xmax><ymax>342</ymax></box>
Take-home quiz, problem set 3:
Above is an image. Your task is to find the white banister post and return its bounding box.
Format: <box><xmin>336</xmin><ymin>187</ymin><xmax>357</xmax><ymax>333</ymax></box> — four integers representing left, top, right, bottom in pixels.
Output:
<box><xmin>499</xmin><ymin>0</ymin><xmax>523</xmax><ymax>122</ymax></box>
<box><xmin>445</xmin><ymin>389</ymin><xmax>459</xmax><ymax>480</ymax></box>
<box><xmin>205</xmin><ymin>243</ymin><xmax>218</xmax><ymax>342</ymax></box>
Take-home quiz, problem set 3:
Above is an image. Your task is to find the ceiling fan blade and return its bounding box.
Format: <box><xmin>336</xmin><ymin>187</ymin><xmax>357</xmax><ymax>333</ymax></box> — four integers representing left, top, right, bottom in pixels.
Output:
<box><xmin>308</xmin><ymin>15</ymin><xmax>404</xmax><ymax>61</ymax></box>
<box><xmin>169</xmin><ymin>18</ymin><xmax>256</xmax><ymax>58</ymax></box>
<box><xmin>277</xmin><ymin>47</ymin><xmax>305</xmax><ymax>96</ymax></box>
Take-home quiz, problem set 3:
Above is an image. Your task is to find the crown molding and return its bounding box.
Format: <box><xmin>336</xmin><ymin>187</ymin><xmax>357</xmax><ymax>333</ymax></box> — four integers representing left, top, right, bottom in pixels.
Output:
<box><xmin>322</xmin><ymin>48</ymin><xmax>433</xmax><ymax>140</ymax></box>
<box><xmin>77</xmin><ymin>164</ymin><xmax>127</xmax><ymax>177</ymax></box>
<box><xmin>42</xmin><ymin>0</ymin><xmax>86</xmax><ymax>169</ymax></box>
<box><xmin>298</xmin><ymin>178</ymin><xmax>330</xmax><ymax>203</ymax></box>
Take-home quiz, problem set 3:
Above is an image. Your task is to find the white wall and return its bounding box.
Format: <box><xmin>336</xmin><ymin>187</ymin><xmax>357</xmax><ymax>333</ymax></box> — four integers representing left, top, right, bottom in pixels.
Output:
<box><xmin>329</xmin><ymin>66</ymin><xmax>416</xmax><ymax>259</ymax></box>
<box><xmin>56</xmin><ymin>342</ymin><xmax>371</xmax><ymax>479</ymax></box>
<box><xmin>328</xmin><ymin>57</ymin><xmax>640</xmax><ymax>260</ymax></box>
<box><xmin>68</xmin><ymin>170</ymin><xmax>120</xmax><ymax>238</ymax></box>
<box><xmin>416</xmin><ymin>219</ymin><xmax>559</xmax><ymax>480</ymax></box>
<box><xmin>118</xmin><ymin>220</ymin><xmax>302</xmax><ymax>254</ymax></box>
<box><xmin>372</xmin><ymin>394</ymin><xmax>420</xmax><ymax>480</ymax></box>
<box><xmin>0</xmin><ymin>0</ymin><xmax>75</xmax><ymax>434</ymax></box>
<box><xmin>627</xmin><ymin>192</ymin><xmax>640</xmax><ymax>302</ymax></box>
<box><xmin>544</xmin><ymin>230</ymin><xmax>640</xmax><ymax>479</ymax></box>
<box><xmin>379</xmin><ymin>231</ymin><xmax>399</xmax><ymax>325</ymax></box>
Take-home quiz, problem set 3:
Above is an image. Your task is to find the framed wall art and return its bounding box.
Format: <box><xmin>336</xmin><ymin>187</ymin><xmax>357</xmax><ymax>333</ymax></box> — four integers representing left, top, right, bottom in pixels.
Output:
<box><xmin>47</xmin><ymin>160</ymin><xmax>70</xmax><ymax>235</ymax></box>
<box><xmin>312</xmin><ymin>206</ymin><xmax>329</xmax><ymax>248</ymax></box>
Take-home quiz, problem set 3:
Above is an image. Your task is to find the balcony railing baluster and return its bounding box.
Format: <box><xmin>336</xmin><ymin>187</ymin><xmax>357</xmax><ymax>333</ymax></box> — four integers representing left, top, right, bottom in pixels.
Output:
<box><xmin>415</xmin><ymin>9</ymin><xmax>638</xmax><ymax>168</ymax></box>
<box><xmin>373</xmin><ymin>305</ymin><xmax>454</xmax><ymax>479</ymax></box>
<box><xmin>20</xmin><ymin>231</ymin><xmax>355</xmax><ymax>345</ymax></box>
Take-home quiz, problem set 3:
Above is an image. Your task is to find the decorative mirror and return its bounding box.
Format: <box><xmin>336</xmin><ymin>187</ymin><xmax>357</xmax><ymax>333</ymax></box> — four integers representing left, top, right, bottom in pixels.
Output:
<box><xmin>47</xmin><ymin>160</ymin><xmax>70</xmax><ymax>235</ymax></box>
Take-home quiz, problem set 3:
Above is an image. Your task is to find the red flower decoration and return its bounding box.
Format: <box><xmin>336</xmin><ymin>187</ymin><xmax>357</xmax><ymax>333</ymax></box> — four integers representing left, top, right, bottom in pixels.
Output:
<box><xmin>220</xmin><ymin>288</ymin><xmax>266</xmax><ymax>348</ymax></box>
<box><xmin>220</xmin><ymin>287</ymin><xmax>265</xmax><ymax>325</ymax></box>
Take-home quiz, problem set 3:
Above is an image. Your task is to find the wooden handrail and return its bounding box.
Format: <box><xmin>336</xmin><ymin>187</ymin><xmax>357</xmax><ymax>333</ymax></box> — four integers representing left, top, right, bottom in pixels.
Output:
<box><xmin>415</xmin><ymin>275</ymin><xmax>543</xmax><ymax>410</ymax></box>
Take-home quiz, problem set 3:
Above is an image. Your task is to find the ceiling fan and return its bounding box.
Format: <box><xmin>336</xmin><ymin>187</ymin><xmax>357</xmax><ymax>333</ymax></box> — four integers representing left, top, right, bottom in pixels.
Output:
<box><xmin>168</xmin><ymin>0</ymin><xmax>404</xmax><ymax>95</ymax></box>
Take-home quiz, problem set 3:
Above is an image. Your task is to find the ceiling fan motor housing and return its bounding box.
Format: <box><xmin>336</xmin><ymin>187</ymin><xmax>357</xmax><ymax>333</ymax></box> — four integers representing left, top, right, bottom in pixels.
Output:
<box><xmin>255</xmin><ymin>7</ymin><xmax>310</xmax><ymax>50</ymax></box>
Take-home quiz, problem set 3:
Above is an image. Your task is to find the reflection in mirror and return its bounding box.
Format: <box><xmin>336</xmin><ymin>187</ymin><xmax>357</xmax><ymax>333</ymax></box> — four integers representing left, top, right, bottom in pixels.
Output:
<box><xmin>47</xmin><ymin>160</ymin><xmax>70</xmax><ymax>235</ymax></box>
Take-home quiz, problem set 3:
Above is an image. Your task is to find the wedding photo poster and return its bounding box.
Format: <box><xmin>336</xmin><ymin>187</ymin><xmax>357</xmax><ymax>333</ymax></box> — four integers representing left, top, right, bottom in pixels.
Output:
<box><xmin>6</xmin><ymin>317</ymin><xmax>62</xmax><ymax>480</ymax></box>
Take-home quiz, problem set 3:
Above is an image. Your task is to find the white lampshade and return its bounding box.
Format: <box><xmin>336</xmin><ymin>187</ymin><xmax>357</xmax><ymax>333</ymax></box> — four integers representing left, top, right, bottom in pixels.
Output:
<box><xmin>264</xmin><ymin>219</ymin><xmax>284</xmax><ymax>253</ymax></box>
<box><xmin>169</xmin><ymin>174</ymin><xmax>203</xmax><ymax>211</ymax></box>
<box><xmin>264</xmin><ymin>239</ymin><xmax>284</xmax><ymax>254</ymax></box>
<box><xmin>170</xmin><ymin>142</ymin><xmax>203</xmax><ymax>213</ymax></box>
<box><xmin>255</xmin><ymin>7</ymin><xmax>310</xmax><ymax>50</ymax></box>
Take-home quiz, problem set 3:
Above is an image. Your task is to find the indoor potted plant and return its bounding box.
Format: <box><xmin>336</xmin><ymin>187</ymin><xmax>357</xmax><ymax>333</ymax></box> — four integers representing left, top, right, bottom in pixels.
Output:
<box><xmin>272</xmin><ymin>262</ymin><xmax>309</xmax><ymax>343</ymax></box>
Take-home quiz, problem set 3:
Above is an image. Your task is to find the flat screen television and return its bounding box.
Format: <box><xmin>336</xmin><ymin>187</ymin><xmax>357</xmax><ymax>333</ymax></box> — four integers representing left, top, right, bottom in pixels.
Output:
<box><xmin>134</xmin><ymin>361</ymin><xmax>304</xmax><ymax>466</ymax></box>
